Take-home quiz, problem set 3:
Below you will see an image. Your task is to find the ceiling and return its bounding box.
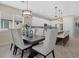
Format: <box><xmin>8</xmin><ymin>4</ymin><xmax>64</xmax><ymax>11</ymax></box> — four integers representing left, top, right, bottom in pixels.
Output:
<box><xmin>0</xmin><ymin>1</ymin><xmax>79</xmax><ymax>20</ymax></box>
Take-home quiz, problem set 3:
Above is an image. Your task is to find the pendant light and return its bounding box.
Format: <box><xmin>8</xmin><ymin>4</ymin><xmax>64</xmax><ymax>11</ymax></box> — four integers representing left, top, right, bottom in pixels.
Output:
<box><xmin>58</xmin><ymin>9</ymin><xmax>63</xmax><ymax>21</ymax></box>
<box><xmin>54</xmin><ymin>6</ymin><xmax>59</xmax><ymax>20</ymax></box>
<box><xmin>22</xmin><ymin>1</ymin><xmax>32</xmax><ymax>18</ymax></box>
<box><xmin>53</xmin><ymin>6</ymin><xmax>63</xmax><ymax>21</ymax></box>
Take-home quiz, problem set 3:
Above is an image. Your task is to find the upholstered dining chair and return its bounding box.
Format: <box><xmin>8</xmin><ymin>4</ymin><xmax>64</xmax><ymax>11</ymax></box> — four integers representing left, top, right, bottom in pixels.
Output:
<box><xmin>32</xmin><ymin>28</ymin><xmax>57</xmax><ymax>58</ymax></box>
<box><xmin>10</xmin><ymin>29</ymin><xmax>32</xmax><ymax>58</ymax></box>
<box><xmin>10</xmin><ymin>29</ymin><xmax>22</xmax><ymax>51</ymax></box>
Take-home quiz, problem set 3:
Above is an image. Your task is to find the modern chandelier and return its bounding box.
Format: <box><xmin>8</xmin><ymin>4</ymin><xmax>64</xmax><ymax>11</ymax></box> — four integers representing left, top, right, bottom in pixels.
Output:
<box><xmin>54</xmin><ymin>6</ymin><xmax>58</xmax><ymax>20</ymax></box>
<box><xmin>22</xmin><ymin>1</ymin><xmax>32</xmax><ymax>18</ymax></box>
<box><xmin>54</xmin><ymin>6</ymin><xmax>63</xmax><ymax>21</ymax></box>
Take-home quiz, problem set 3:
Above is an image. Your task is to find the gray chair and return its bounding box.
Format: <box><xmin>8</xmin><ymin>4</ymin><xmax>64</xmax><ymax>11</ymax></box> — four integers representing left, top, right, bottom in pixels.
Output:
<box><xmin>10</xmin><ymin>29</ymin><xmax>22</xmax><ymax>50</ymax></box>
<box><xmin>0</xmin><ymin>30</ymin><xmax>13</xmax><ymax>51</ymax></box>
<box><xmin>32</xmin><ymin>28</ymin><xmax>57</xmax><ymax>58</ymax></box>
<box><xmin>11</xmin><ymin>29</ymin><xmax>32</xmax><ymax>58</ymax></box>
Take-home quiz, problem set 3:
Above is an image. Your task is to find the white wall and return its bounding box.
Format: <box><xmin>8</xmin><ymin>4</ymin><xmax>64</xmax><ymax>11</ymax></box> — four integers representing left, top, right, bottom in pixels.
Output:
<box><xmin>50</xmin><ymin>16</ymin><xmax>75</xmax><ymax>38</ymax></box>
<box><xmin>63</xmin><ymin>16</ymin><xmax>75</xmax><ymax>38</ymax></box>
<box><xmin>0</xmin><ymin>4</ymin><xmax>22</xmax><ymax>16</ymax></box>
<box><xmin>0</xmin><ymin>30</ymin><xmax>12</xmax><ymax>45</ymax></box>
<box><xmin>31</xmin><ymin>16</ymin><xmax>50</xmax><ymax>26</ymax></box>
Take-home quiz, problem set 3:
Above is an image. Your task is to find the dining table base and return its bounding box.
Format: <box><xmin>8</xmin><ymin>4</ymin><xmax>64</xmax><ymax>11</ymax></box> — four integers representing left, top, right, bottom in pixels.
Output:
<box><xmin>23</xmin><ymin>36</ymin><xmax>45</xmax><ymax>58</ymax></box>
<box><xmin>28</xmin><ymin>49</ymin><xmax>38</xmax><ymax>58</ymax></box>
<box><xmin>28</xmin><ymin>43</ymin><xmax>40</xmax><ymax>58</ymax></box>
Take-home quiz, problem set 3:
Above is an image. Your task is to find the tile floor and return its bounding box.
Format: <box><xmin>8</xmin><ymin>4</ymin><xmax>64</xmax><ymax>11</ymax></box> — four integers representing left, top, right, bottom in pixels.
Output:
<box><xmin>0</xmin><ymin>38</ymin><xmax>79</xmax><ymax>58</ymax></box>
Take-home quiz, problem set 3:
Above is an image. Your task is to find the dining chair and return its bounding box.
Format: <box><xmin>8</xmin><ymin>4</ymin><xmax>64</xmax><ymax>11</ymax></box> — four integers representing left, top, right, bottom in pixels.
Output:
<box><xmin>32</xmin><ymin>28</ymin><xmax>57</xmax><ymax>58</ymax></box>
<box><xmin>10</xmin><ymin>29</ymin><xmax>32</xmax><ymax>58</ymax></box>
<box><xmin>10</xmin><ymin>29</ymin><xmax>22</xmax><ymax>51</ymax></box>
<box><xmin>0</xmin><ymin>30</ymin><xmax>13</xmax><ymax>51</ymax></box>
<box><xmin>17</xmin><ymin>28</ymin><xmax>22</xmax><ymax>35</ymax></box>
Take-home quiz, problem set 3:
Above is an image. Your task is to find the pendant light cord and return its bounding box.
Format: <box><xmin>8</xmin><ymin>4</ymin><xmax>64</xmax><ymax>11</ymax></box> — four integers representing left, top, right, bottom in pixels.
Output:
<box><xmin>55</xmin><ymin>6</ymin><xmax>58</xmax><ymax>17</ymax></box>
<box><xmin>27</xmin><ymin>0</ymin><xmax>28</xmax><ymax>10</ymax></box>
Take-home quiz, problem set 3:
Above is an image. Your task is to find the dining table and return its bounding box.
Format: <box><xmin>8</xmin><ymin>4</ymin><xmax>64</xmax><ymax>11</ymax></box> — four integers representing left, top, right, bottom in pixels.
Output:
<box><xmin>22</xmin><ymin>35</ymin><xmax>45</xmax><ymax>58</ymax></box>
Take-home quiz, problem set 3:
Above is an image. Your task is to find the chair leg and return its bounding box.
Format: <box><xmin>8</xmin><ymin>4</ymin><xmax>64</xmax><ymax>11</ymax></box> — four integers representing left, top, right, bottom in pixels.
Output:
<box><xmin>21</xmin><ymin>50</ymin><xmax>24</xmax><ymax>58</ymax></box>
<box><xmin>10</xmin><ymin>43</ymin><xmax>13</xmax><ymax>50</ymax></box>
<box><xmin>13</xmin><ymin>45</ymin><xmax>16</xmax><ymax>55</ymax></box>
<box><xmin>52</xmin><ymin>50</ymin><xmax>55</xmax><ymax>58</ymax></box>
<box><xmin>15</xmin><ymin>46</ymin><xmax>17</xmax><ymax>55</ymax></box>
<box><xmin>13</xmin><ymin>46</ymin><xmax>15</xmax><ymax>55</ymax></box>
<box><xmin>44</xmin><ymin>56</ymin><xmax>46</xmax><ymax>58</ymax></box>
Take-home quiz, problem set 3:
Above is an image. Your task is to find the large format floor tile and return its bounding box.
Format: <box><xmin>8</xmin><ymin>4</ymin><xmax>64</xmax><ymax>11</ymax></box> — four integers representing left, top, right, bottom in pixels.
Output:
<box><xmin>0</xmin><ymin>38</ymin><xmax>79</xmax><ymax>58</ymax></box>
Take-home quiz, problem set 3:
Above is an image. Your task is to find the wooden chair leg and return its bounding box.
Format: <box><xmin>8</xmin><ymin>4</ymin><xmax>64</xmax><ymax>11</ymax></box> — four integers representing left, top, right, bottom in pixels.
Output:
<box><xmin>15</xmin><ymin>46</ymin><xmax>17</xmax><ymax>55</ymax></box>
<box><xmin>21</xmin><ymin>50</ymin><xmax>24</xmax><ymax>58</ymax></box>
<box><xmin>13</xmin><ymin>45</ymin><xmax>16</xmax><ymax>55</ymax></box>
<box><xmin>52</xmin><ymin>50</ymin><xmax>55</xmax><ymax>58</ymax></box>
<box><xmin>10</xmin><ymin>43</ymin><xmax>13</xmax><ymax>50</ymax></box>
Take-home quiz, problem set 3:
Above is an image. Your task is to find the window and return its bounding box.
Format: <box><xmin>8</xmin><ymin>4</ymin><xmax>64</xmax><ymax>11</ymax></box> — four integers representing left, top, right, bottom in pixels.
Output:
<box><xmin>1</xmin><ymin>19</ymin><xmax>9</xmax><ymax>29</ymax></box>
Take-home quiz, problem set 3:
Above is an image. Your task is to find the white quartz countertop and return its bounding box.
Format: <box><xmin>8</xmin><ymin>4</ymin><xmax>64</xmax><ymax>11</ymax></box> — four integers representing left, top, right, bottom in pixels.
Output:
<box><xmin>57</xmin><ymin>31</ymin><xmax>69</xmax><ymax>38</ymax></box>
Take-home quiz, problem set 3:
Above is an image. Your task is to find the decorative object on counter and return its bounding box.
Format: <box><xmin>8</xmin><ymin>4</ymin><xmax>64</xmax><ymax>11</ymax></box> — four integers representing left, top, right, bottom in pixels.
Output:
<box><xmin>24</xmin><ymin>24</ymin><xmax>30</xmax><ymax>37</ymax></box>
<box><xmin>28</xmin><ymin>30</ymin><xmax>33</xmax><ymax>38</ymax></box>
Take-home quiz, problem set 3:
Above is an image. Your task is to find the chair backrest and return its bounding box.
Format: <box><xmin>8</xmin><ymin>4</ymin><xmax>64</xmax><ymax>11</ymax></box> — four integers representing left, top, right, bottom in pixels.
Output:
<box><xmin>43</xmin><ymin>28</ymin><xmax>57</xmax><ymax>52</ymax></box>
<box><xmin>35</xmin><ymin>28</ymin><xmax>44</xmax><ymax>36</ymax></box>
<box><xmin>0</xmin><ymin>30</ymin><xmax>13</xmax><ymax>44</ymax></box>
<box><xmin>11</xmin><ymin>29</ymin><xmax>24</xmax><ymax>48</ymax></box>
<box><xmin>17</xmin><ymin>29</ymin><xmax>22</xmax><ymax>35</ymax></box>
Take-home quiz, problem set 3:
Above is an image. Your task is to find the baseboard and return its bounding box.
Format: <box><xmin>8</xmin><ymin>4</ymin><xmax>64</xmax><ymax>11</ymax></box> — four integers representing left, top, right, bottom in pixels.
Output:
<box><xmin>0</xmin><ymin>42</ymin><xmax>10</xmax><ymax>47</ymax></box>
